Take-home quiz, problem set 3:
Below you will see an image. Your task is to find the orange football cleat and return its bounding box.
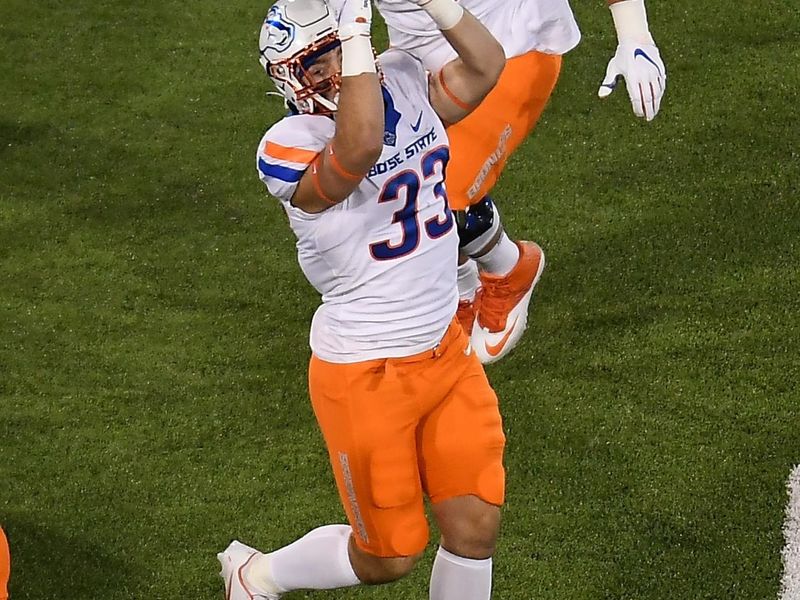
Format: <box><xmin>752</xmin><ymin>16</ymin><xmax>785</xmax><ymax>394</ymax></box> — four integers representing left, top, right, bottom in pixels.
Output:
<box><xmin>472</xmin><ymin>241</ymin><xmax>545</xmax><ymax>364</ymax></box>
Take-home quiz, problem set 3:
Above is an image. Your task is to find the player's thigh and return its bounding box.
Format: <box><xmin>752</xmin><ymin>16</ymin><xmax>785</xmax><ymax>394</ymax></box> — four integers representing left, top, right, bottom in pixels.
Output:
<box><xmin>444</xmin><ymin>51</ymin><xmax>563</xmax><ymax>210</ymax></box>
<box><xmin>419</xmin><ymin>354</ymin><xmax>506</xmax><ymax>507</ymax></box>
<box><xmin>309</xmin><ymin>356</ymin><xmax>430</xmax><ymax>558</ymax></box>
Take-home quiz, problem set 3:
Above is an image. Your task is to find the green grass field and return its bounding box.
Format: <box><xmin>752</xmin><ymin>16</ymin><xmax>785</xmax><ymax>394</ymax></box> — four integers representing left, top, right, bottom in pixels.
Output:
<box><xmin>2</xmin><ymin>1</ymin><xmax>799</xmax><ymax>598</ymax></box>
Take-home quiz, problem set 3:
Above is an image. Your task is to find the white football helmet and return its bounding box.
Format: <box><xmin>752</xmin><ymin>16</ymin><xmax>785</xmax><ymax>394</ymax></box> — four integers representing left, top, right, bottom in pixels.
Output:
<box><xmin>259</xmin><ymin>0</ymin><xmax>341</xmax><ymax>114</ymax></box>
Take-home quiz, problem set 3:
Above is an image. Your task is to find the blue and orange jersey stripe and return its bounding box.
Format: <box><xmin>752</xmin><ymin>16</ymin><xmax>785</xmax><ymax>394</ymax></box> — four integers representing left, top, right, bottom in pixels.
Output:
<box><xmin>258</xmin><ymin>141</ymin><xmax>320</xmax><ymax>183</ymax></box>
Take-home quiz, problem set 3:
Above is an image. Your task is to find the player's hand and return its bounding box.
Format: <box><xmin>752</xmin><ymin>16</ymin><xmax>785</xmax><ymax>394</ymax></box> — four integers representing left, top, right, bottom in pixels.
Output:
<box><xmin>325</xmin><ymin>0</ymin><xmax>346</xmax><ymax>20</ymax></box>
<box><xmin>598</xmin><ymin>41</ymin><xmax>666</xmax><ymax>121</ymax></box>
<box><xmin>335</xmin><ymin>0</ymin><xmax>372</xmax><ymax>30</ymax></box>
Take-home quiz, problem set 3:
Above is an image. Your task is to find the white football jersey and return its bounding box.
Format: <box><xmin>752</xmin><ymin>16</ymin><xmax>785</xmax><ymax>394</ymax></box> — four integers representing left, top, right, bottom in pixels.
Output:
<box><xmin>257</xmin><ymin>49</ymin><xmax>459</xmax><ymax>363</ymax></box>
<box><xmin>378</xmin><ymin>0</ymin><xmax>581</xmax><ymax>72</ymax></box>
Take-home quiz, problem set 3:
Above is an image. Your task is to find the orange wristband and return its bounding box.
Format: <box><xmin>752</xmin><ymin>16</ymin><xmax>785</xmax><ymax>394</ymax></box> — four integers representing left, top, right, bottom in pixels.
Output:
<box><xmin>310</xmin><ymin>160</ymin><xmax>338</xmax><ymax>205</ymax></box>
<box><xmin>327</xmin><ymin>145</ymin><xmax>362</xmax><ymax>181</ymax></box>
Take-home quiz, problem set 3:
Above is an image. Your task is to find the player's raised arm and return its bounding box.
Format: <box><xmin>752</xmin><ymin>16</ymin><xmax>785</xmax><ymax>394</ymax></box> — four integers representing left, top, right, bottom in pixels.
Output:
<box><xmin>420</xmin><ymin>0</ymin><xmax>506</xmax><ymax>125</ymax></box>
<box><xmin>291</xmin><ymin>0</ymin><xmax>384</xmax><ymax>213</ymax></box>
<box><xmin>598</xmin><ymin>0</ymin><xmax>667</xmax><ymax>121</ymax></box>
<box><xmin>257</xmin><ymin>0</ymin><xmax>384</xmax><ymax>213</ymax></box>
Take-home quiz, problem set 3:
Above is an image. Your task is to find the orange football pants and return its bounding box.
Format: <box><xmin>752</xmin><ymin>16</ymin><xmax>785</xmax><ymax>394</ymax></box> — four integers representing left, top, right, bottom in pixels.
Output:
<box><xmin>445</xmin><ymin>51</ymin><xmax>563</xmax><ymax>210</ymax></box>
<box><xmin>0</xmin><ymin>526</ymin><xmax>9</xmax><ymax>600</ymax></box>
<box><xmin>309</xmin><ymin>319</ymin><xmax>506</xmax><ymax>557</ymax></box>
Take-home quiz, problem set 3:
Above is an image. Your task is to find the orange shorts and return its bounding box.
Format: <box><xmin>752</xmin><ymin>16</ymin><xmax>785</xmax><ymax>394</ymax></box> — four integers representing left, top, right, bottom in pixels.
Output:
<box><xmin>0</xmin><ymin>526</ymin><xmax>9</xmax><ymax>600</ymax></box>
<box><xmin>308</xmin><ymin>319</ymin><xmax>505</xmax><ymax>558</ymax></box>
<box><xmin>444</xmin><ymin>51</ymin><xmax>562</xmax><ymax>210</ymax></box>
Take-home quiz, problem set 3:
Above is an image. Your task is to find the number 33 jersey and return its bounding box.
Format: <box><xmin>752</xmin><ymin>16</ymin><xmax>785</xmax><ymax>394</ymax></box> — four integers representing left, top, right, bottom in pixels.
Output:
<box><xmin>256</xmin><ymin>49</ymin><xmax>459</xmax><ymax>363</ymax></box>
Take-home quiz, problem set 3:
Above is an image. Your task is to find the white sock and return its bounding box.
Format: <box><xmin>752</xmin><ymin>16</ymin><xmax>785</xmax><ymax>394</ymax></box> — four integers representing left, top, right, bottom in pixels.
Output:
<box><xmin>457</xmin><ymin>259</ymin><xmax>480</xmax><ymax>302</ymax></box>
<box><xmin>429</xmin><ymin>546</ymin><xmax>493</xmax><ymax>600</ymax></box>
<box><xmin>474</xmin><ymin>232</ymin><xmax>519</xmax><ymax>276</ymax></box>
<box><xmin>248</xmin><ymin>525</ymin><xmax>361</xmax><ymax>594</ymax></box>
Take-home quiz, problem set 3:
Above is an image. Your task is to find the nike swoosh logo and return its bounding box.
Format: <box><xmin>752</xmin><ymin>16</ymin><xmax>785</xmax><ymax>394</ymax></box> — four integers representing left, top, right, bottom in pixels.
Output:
<box><xmin>633</xmin><ymin>48</ymin><xmax>662</xmax><ymax>75</ymax></box>
<box><xmin>485</xmin><ymin>316</ymin><xmax>518</xmax><ymax>357</ymax></box>
<box><xmin>410</xmin><ymin>112</ymin><xmax>423</xmax><ymax>132</ymax></box>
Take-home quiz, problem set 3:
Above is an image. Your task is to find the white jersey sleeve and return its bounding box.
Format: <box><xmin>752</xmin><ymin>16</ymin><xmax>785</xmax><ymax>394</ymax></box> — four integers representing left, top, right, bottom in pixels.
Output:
<box><xmin>256</xmin><ymin>114</ymin><xmax>335</xmax><ymax>204</ymax></box>
<box><xmin>376</xmin><ymin>0</ymin><xmax>581</xmax><ymax>71</ymax></box>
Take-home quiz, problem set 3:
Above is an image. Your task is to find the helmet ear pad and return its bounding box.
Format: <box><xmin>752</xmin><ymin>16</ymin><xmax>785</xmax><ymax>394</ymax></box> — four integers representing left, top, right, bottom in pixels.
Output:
<box><xmin>259</xmin><ymin>0</ymin><xmax>341</xmax><ymax>114</ymax></box>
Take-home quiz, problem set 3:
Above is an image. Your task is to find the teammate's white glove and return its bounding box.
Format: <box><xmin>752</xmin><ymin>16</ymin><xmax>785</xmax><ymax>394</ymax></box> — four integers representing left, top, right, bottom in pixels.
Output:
<box><xmin>598</xmin><ymin>41</ymin><xmax>666</xmax><ymax>121</ymax></box>
<box><xmin>406</xmin><ymin>0</ymin><xmax>463</xmax><ymax>30</ymax></box>
<box><xmin>336</xmin><ymin>0</ymin><xmax>372</xmax><ymax>35</ymax></box>
<box><xmin>325</xmin><ymin>0</ymin><xmax>346</xmax><ymax>21</ymax></box>
<box><xmin>598</xmin><ymin>0</ymin><xmax>666</xmax><ymax>121</ymax></box>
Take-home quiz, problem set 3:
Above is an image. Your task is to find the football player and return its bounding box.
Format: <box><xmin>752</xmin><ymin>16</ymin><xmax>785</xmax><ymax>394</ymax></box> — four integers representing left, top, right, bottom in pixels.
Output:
<box><xmin>0</xmin><ymin>526</ymin><xmax>9</xmax><ymax>600</ymax></box>
<box><xmin>365</xmin><ymin>0</ymin><xmax>668</xmax><ymax>363</ymax></box>
<box><xmin>218</xmin><ymin>0</ymin><xmax>508</xmax><ymax>598</ymax></box>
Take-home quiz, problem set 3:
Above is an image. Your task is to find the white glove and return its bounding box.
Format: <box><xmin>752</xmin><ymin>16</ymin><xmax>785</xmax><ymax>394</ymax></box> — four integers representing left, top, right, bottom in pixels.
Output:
<box><xmin>336</xmin><ymin>0</ymin><xmax>372</xmax><ymax>33</ymax></box>
<box><xmin>416</xmin><ymin>0</ymin><xmax>463</xmax><ymax>30</ymax></box>
<box><xmin>598</xmin><ymin>41</ymin><xmax>666</xmax><ymax>121</ymax></box>
<box><xmin>326</xmin><ymin>0</ymin><xmax>346</xmax><ymax>21</ymax></box>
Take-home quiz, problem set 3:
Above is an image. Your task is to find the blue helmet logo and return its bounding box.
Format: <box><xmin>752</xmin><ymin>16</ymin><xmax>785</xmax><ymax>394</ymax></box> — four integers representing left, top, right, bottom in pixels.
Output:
<box><xmin>265</xmin><ymin>7</ymin><xmax>295</xmax><ymax>52</ymax></box>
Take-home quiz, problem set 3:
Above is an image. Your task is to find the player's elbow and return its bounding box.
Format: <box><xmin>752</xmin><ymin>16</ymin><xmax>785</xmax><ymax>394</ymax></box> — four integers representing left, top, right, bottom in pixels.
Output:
<box><xmin>468</xmin><ymin>42</ymin><xmax>505</xmax><ymax>96</ymax></box>
<box><xmin>360</xmin><ymin>131</ymin><xmax>385</xmax><ymax>165</ymax></box>
<box><xmin>484</xmin><ymin>41</ymin><xmax>505</xmax><ymax>86</ymax></box>
<box><xmin>350</xmin><ymin>130</ymin><xmax>384</xmax><ymax>168</ymax></box>
<box><xmin>334</xmin><ymin>123</ymin><xmax>384</xmax><ymax>172</ymax></box>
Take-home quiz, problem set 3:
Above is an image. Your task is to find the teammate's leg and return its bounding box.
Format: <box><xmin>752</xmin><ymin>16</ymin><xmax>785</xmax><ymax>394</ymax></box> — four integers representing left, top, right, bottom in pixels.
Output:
<box><xmin>455</xmin><ymin>196</ymin><xmax>505</xmax><ymax>334</ymax></box>
<box><xmin>446</xmin><ymin>51</ymin><xmax>562</xmax><ymax>362</ymax></box>
<box><xmin>456</xmin><ymin>256</ymin><xmax>481</xmax><ymax>333</ymax></box>
<box><xmin>455</xmin><ymin>196</ymin><xmax>521</xmax><ymax>336</ymax></box>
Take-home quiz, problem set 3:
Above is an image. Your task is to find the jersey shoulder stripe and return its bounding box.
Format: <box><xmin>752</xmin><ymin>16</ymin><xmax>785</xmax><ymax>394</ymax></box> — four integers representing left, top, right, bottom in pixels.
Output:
<box><xmin>256</xmin><ymin>114</ymin><xmax>334</xmax><ymax>202</ymax></box>
<box><xmin>258</xmin><ymin>158</ymin><xmax>305</xmax><ymax>183</ymax></box>
<box><xmin>258</xmin><ymin>139</ymin><xmax>321</xmax><ymax>182</ymax></box>
<box><xmin>263</xmin><ymin>140</ymin><xmax>320</xmax><ymax>165</ymax></box>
